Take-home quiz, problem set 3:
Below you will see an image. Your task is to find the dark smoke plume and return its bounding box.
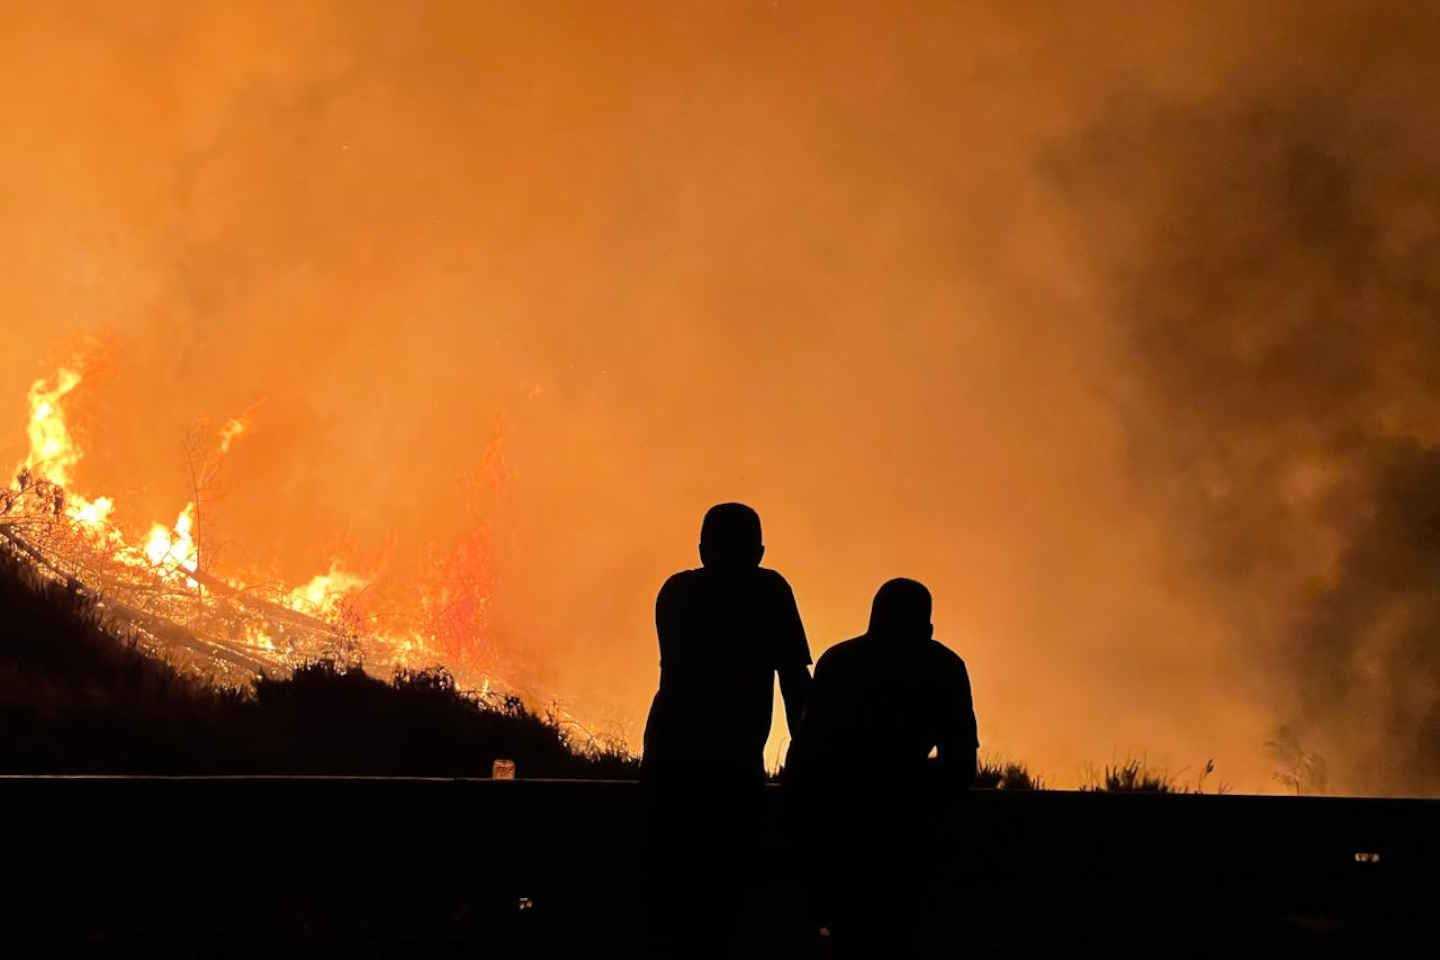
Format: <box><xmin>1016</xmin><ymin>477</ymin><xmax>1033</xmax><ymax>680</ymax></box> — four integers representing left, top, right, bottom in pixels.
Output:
<box><xmin>1051</xmin><ymin>59</ymin><xmax>1440</xmax><ymax>793</ymax></box>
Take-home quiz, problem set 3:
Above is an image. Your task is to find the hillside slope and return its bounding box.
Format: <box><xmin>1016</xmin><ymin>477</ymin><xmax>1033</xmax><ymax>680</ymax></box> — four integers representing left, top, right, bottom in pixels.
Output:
<box><xmin>0</xmin><ymin>547</ymin><xmax>636</xmax><ymax>778</ymax></box>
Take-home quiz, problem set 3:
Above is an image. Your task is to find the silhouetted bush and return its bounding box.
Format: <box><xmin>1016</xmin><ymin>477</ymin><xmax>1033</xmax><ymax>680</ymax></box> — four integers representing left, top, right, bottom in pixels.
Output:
<box><xmin>1084</xmin><ymin>758</ymin><xmax>1177</xmax><ymax>793</ymax></box>
<box><xmin>0</xmin><ymin>547</ymin><xmax>638</xmax><ymax>778</ymax></box>
<box><xmin>976</xmin><ymin>757</ymin><xmax>1046</xmax><ymax>790</ymax></box>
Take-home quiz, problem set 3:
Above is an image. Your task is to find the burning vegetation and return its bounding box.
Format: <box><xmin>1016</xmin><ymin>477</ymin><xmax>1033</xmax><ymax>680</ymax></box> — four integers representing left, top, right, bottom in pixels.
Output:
<box><xmin>0</xmin><ymin>534</ymin><xmax>636</xmax><ymax>777</ymax></box>
<box><xmin>0</xmin><ymin>361</ymin><xmax>621</xmax><ymax>757</ymax></box>
<box><xmin>2</xmin><ymin>362</ymin><xmax>398</xmax><ymax>682</ymax></box>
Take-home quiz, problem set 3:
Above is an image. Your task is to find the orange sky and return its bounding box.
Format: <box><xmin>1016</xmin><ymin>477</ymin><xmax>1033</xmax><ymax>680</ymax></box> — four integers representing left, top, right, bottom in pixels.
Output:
<box><xmin>5</xmin><ymin>2</ymin><xmax>1439</xmax><ymax>793</ymax></box>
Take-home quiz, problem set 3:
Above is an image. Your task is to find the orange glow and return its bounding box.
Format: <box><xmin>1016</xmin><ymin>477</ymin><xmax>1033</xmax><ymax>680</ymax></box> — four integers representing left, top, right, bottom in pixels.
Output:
<box><xmin>5</xmin><ymin>3</ymin><xmax>1439</xmax><ymax>794</ymax></box>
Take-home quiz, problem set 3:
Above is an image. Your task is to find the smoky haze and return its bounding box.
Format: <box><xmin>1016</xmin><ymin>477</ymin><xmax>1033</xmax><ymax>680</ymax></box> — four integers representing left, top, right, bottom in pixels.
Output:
<box><xmin>3</xmin><ymin>2</ymin><xmax>1437</xmax><ymax>792</ymax></box>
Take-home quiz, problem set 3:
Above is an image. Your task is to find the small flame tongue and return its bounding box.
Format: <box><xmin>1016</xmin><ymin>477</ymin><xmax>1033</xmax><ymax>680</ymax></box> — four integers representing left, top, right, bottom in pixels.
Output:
<box><xmin>144</xmin><ymin>503</ymin><xmax>199</xmax><ymax>575</ymax></box>
<box><xmin>287</xmin><ymin>565</ymin><xmax>369</xmax><ymax>617</ymax></box>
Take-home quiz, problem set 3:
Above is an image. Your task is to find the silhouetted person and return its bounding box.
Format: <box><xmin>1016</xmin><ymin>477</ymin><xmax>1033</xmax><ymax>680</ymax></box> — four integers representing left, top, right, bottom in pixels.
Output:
<box><xmin>641</xmin><ymin>502</ymin><xmax>812</xmax><ymax>958</ymax></box>
<box><xmin>785</xmin><ymin>578</ymin><xmax>978</xmax><ymax>958</ymax></box>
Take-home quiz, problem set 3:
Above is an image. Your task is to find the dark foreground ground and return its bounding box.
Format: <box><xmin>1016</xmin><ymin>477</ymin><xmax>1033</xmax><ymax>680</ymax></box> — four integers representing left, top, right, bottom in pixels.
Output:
<box><xmin>2</xmin><ymin>778</ymin><xmax>1434</xmax><ymax>957</ymax></box>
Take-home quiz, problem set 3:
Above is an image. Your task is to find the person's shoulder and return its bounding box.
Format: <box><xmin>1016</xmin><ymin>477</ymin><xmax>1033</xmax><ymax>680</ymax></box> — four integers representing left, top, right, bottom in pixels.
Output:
<box><xmin>815</xmin><ymin>634</ymin><xmax>866</xmax><ymax>671</ymax></box>
<box><xmin>755</xmin><ymin>566</ymin><xmax>793</xmax><ymax>589</ymax></box>
<box><xmin>925</xmin><ymin>639</ymin><xmax>970</xmax><ymax>678</ymax></box>
<box><xmin>658</xmin><ymin>568</ymin><xmax>704</xmax><ymax>598</ymax></box>
<box><xmin>754</xmin><ymin>566</ymin><xmax>799</xmax><ymax>599</ymax></box>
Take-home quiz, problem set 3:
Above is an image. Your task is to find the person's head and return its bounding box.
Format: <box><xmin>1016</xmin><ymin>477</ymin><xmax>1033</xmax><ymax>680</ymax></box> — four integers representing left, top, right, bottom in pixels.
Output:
<box><xmin>698</xmin><ymin>502</ymin><xmax>764</xmax><ymax>570</ymax></box>
<box><xmin>867</xmin><ymin>578</ymin><xmax>934</xmax><ymax>641</ymax></box>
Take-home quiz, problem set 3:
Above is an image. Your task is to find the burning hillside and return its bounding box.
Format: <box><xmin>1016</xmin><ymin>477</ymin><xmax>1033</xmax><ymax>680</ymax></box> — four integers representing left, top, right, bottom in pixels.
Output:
<box><xmin>3</xmin><ymin>362</ymin><xmax>397</xmax><ymax>681</ymax></box>
<box><xmin>0</xmin><ymin>361</ymin><xmax>602</xmax><ymax>743</ymax></box>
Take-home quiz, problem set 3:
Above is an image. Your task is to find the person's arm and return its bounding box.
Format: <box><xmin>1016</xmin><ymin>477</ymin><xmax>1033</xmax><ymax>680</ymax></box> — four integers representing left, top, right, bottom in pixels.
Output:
<box><xmin>778</xmin><ymin>662</ymin><xmax>812</xmax><ymax>737</ymax></box>
<box><xmin>774</xmin><ymin>575</ymin><xmax>813</xmax><ymax>737</ymax></box>
<box><xmin>642</xmin><ymin>576</ymin><xmax>683</xmax><ymax>769</ymax></box>
<box><xmin>935</xmin><ymin>658</ymin><xmax>979</xmax><ymax>790</ymax></box>
<box><xmin>653</xmin><ymin>575</ymin><xmax>683</xmax><ymax>693</ymax></box>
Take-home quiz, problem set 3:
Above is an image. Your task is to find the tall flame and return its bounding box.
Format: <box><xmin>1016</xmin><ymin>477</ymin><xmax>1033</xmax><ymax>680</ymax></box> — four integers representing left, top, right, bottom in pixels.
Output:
<box><xmin>23</xmin><ymin>368</ymin><xmax>83</xmax><ymax>487</ymax></box>
<box><xmin>17</xmin><ymin>366</ymin><xmax>115</xmax><ymax>533</ymax></box>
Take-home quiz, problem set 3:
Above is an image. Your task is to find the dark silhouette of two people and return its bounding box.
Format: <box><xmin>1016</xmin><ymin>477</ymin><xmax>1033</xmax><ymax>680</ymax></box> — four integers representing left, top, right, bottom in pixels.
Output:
<box><xmin>641</xmin><ymin>503</ymin><xmax>978</xmax><ymax>958</ymax></box>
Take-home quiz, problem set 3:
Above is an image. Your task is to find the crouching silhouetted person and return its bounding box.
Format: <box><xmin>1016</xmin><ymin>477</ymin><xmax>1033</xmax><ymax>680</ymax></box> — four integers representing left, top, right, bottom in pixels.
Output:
<box><xmin>641</xmin><ymin>503</ymin><xmax>813</xmax><ymax>958</ymax></box>
<box><xmin>785</xmin><ymin>578</ymin><xmax>978</xmax><ymax>958</ymax></box>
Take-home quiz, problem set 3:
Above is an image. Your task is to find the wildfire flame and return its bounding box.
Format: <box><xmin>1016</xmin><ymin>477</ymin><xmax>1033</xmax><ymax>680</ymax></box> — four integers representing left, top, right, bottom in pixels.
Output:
<box><xmin>0</xmin><ymin>361</ymin><xmax>621</xmax><ymax>752</ymax></box>
<box><xmin>4</xmin><ymin>363</ymin><xmax>379</xmax><ymax>661</ymax></box>
<box><xmin>144</xmin><ymin>504</ymin><xmax>199</xmax><ymax>579</ymax></box>
<box><xmin>24</xmin><ymin>368</ymin><xmax>83</xmax><ymax>487</ymax></box>
<box><xmin>288</xmin><ymin>565</ymin><xmax>369</xmax><ymax>619</ymax></box>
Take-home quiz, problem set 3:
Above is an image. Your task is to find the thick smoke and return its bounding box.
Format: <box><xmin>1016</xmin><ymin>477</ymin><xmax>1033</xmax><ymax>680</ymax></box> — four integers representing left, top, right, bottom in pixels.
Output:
<box><xmin>1050</xmin><ymin>56</ymin><xmax>1440</xmax><ymax>793</ymax></box>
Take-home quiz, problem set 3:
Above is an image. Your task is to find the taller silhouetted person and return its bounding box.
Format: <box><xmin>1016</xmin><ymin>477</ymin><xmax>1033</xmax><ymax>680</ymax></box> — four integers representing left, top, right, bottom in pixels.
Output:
<box><xmin>641</xmin><ymin>502</ymin><xmax>812</xmax><ymax>958</ymax></box>
<box><xmin>785</xmin><ymin>577</ymin><xmax>978</xmax><ymax>958</ymax></box>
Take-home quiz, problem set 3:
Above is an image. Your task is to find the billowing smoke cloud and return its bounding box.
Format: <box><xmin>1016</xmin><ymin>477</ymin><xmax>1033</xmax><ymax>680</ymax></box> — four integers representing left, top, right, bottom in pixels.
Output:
<box><xmin>1049</xmin><ymin>37</ymin><xmax>1440</xmax><ymax>793</ymax></box>
<box><xmin>4</xmin><ymin>2</ymin><xmax>1438</xmax><ymax>792</ymax></box>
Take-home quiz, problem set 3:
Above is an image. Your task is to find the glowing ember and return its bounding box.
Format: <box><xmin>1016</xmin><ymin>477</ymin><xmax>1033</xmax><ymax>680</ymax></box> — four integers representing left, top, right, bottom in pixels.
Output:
<box><xmin>218</xmin><ymin>418</ymin><xmax>246</xmax><ymax>455</ymax></box>
<box><xmin>244</xmin><ymin>623</ymin><xmax>277</xmax><ymax>653</ymax></box>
